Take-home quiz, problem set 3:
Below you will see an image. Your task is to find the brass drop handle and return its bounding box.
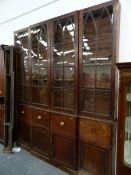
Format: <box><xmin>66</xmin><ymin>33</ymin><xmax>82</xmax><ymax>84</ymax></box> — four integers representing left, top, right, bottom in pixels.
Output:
<box><xmin>59</xmin><ymin>121</ymin><xmax>64</xmax><ymax>127</ymax></box>
<box><xmin>37</xmin><ymin>115</ymin><xmax>42</xmax><ymax>120</ymax></box>
<box><xmin>0</xmin><ymin>90</ymin><xmax>2</xmax><ymax>93</ymax></box>
<box><xmin>21</xmin><ymin>111</ymin><xmax>25</xmax><ymax>114</ymax></box>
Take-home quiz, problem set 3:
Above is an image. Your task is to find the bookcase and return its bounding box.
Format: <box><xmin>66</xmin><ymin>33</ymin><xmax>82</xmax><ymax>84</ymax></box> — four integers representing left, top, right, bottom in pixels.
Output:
<box><xmin>14</xmin><ymin>1</ymin><xmax>120</xmax><ymax>174</ymax></box>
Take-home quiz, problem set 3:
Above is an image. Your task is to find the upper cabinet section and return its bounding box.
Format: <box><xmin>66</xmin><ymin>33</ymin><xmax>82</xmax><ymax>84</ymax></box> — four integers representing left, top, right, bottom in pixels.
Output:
<box><xmin>14</xmin><ymin>2</ymin><xmax>117</xmax><ymax>118</ymax></box>
<box><xmin>79</xmin><ymin>4</ymin><xmax>114</xmax><ymax>118</ymax></box>
<box><xmin>50</xmin><ymin>13</ymin><xmax>78</xmax><ymax>113</ymax></box>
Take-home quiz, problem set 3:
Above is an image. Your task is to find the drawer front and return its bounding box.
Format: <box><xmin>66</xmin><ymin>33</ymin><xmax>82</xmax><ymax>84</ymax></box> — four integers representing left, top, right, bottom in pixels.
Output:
<box><xmin>32</xmin><ymin>110</ymin><xmax>50</xmax><ymax>129</ymax></box>
<box><xmin>51</xmin><ymin>114</ymin><xmax>76</xmax><ymax>138</ymax></box>
<box><xmin>17</xmin><ymin>105</ymin><xmax>31</xmax><ymax>122</ymax></box>
<box><xmin>79</xmin><ymin>118</ymin><xmax>112</xmax><ymax>147</ymax></box>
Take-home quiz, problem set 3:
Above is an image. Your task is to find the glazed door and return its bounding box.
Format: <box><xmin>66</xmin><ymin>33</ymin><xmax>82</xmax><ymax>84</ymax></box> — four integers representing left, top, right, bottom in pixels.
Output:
<box><xmin>117</xmin><ymin>76</ymin><xmax>131</xmax><ymax>175</ymax></box>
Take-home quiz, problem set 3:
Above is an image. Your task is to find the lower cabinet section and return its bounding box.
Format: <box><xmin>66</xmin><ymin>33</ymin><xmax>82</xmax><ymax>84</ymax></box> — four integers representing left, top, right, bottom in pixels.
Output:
<box><xmin>16</xmin><ymin>105</ymin><xmax>114</xmax><ymax>175</ymax></box>
<box><xmin>52</xmin><ymin>134</ymin><xmax>76</xmax><ymax>169</ymax></box>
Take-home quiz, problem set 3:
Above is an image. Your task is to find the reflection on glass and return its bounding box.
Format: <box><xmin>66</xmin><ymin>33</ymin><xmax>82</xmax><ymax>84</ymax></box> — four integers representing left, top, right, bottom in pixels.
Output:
<box><xmin>53</xmin><ymin>46</ymin><xmax>63</xmax><ymax>65</ymax></box>
<box><xmin>82</xmin><ymin>41</ymin><xmax>96</xmax><ymax>64</ymax></box>
<box><xmin>53</xmin><ymin>16</ymin><xmax>75</xmax><ymax>45</ymax></box>
<box><xmin>124</xmin><ymin>84</ymin><xmax>131</xmax><ymax>165</ymax></box>
<box><xmin>63</xmin><ymin>44</ymin><xmax>75</xmax><ymax>66</ymax></box>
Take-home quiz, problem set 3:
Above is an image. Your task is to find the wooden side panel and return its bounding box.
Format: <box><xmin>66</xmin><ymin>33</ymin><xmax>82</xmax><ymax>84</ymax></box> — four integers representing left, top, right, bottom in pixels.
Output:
<box><xmin>79</xmin><ymin>142</ymin><xmax>108</xmax><ymax>175</ymax></box>
<box><xmin>79</xmin><ymin>118</ymin><xmax>112</xmax><ymax>148</ymax></box>
<box><xmin>0</xmin><ymin>106</ymin><xmax>4</xmax><ymax>142</ymax></box>
<box><xmin>0</xmin><ymin>49</ymin><xmax>4</xmax><ymax>96</ymax></box>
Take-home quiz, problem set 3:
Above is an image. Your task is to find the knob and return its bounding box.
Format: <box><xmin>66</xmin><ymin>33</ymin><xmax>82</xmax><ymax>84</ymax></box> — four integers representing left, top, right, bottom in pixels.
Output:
<box><xmin>59</xmin><ymin>122</ymin><xmax>64</xmax><ymax>127</ymax></box>
<box><xmin>37</xmin><ymin>115</ymin><xmax>42</xmax><ymax>120</ymax></box>
<box><xmin>21</xmin><ymin>111</ymin><xmax>25</xmax><ymax>114</ymax></box>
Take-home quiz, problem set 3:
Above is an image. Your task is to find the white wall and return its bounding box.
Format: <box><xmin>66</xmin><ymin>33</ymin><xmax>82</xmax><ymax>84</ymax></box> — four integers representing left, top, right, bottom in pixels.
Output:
<box><xmin>0</xmin><ymin>0</ymin><xmax>131</xmax><ymax>62</ymax></box>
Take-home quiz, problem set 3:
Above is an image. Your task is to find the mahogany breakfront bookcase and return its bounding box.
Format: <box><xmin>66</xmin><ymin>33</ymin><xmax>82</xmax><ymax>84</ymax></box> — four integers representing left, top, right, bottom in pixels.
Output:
<box><xmin>13</xmin><ymin>1</ymin><xmax>120</xmax><ymax>175</ymax></box>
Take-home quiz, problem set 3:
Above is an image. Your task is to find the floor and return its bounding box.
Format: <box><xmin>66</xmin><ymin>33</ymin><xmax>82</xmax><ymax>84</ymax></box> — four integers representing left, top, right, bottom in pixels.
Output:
<box><xmin>0</xmin><ymin>144</ymin><xmax>69</xmax><ymax>175</ymax></box>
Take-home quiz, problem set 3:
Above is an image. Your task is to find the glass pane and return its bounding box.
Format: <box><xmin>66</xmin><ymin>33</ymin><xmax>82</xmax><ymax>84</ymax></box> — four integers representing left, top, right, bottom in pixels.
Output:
<box><xmin>82</xmin><ymin>65</ymin><xmax>95</xmax><ymax>88</ymax></box>
<box><xmin>83</xmin><ymin>12</ymin><xmax>97</xmax><ymax>41</ymax></box>
<box><xmin>97</xmin><ymin>39</ymin><xmax>112</xmax><ymax>58</ymax></box>
<box><xmin>64</xmin><ymin>89</ymin><xmax>74</xmax><ymax>110</ymax></box>
<box><xmin>53</xmin><ymin>88</ymin><xmax>63</xmax><ymax>108</ymax></box>
<box><xmin>81</xmin><ymin>88</ymin><xmax>95</xmax><ymax>113</ymax></box>
<box><xmin>18</xmin><ymin>69</ymin><xmax>30</xmax><ymax>85</ymax></box>
<box><xmin>53</xmin><ymin>46</ymin><xmax>63</xmax><ymax>65</ymax></box>
<box><xmin>53</xmin><ymin>66</ymin><xmax>63</xmax><ymax>87</ymax></box>
<box><xmin>15</xmin><ymin>30</ymin><xmax>28</xmax><ymax>49</ymax></box>
<box><xmin>18</xmin><ymin>86</ymin><xmax>30</xmax><ymax>102</ymax></box>
<box><xmin>82</xmin><ymin>41</ymin><xmax>96</xmax><ymax>64</ymax></box>
<box><xmin>64</xmin><ymin>67</ymin><xmax>74</xmax><ymax>88</ymax></box>
<box><xmin>17</xmin><ymin>51</ymin><xmax>29</xmax><ymax>69</ymax></box>
<box><xmin>53</xmin><ymin>16</ymin><xmax>75</xmax><ymax>45</ymax></box>
<box><xmin>32</xmin><ymin>86</ymin><xmax>48</xmax><ymax>105</ymax></box>
<box><xmin>124</xmin><ymin>83</ymin><xmax>131</xmax><ymax>165</ymax></box>
<box><xmin>97</xmin><ymin>6</ymin><xmax>113</xmax><ymax>39</ymax></box>
<box><xmin>32</xmin><ymin>86</ymin><xmax>40</xmax><ymax>103</ymax></box>
<box><xmin>63</xmin><ymin>44</ymin><xmax>75</xmax><ymax>66</ymax></box>
<box><xmin>96</xmin><ymin>65</ymin><xmax>111</xmax><ymax>89</ymax></box>
<box><xmin>31</xmin><ymin>28</ymin><xmax>39</xmax><ymax>50</ymax></box>
<box><xmin>39</xmin><ymin>86</ymin><xmax>48</xmax><ymax>105</ymax></box>
<box><xmin>39</xmin><ymin>47</ymin><xmax>48</xmax><ymax>67</ymax></box>
<box><xmin>95</xmin><ymin>90</ymin><xmax>110</xmax><ymax>115</ymax></box>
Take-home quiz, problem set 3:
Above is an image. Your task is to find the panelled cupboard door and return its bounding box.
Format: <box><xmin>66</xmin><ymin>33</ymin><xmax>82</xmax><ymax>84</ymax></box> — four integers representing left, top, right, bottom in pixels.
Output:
<box><xmin>116</xmin><ymin>63</ymin><xmax>131</xmax><ymax>175</ymax></box>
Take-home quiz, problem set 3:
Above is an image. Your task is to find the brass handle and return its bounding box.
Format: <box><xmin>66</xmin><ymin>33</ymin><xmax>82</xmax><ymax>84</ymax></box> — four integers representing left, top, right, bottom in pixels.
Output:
<box><xmin>0</xmin><ymin>90</ymin><xmax>1</xmax><ymax>93</ymax></box>
<box><xmin>37</xmin><ymin>115</ymin><xmax>42</xmax><ymax>120</ymax></box>
<box><xmin>59</xmin><ymin>122</ymin><xmax>64</xmax><ymax>127</ymax></box>
<box><xmin>21</xmin><ymin>111</ymin><xmax>25</xmax><ymax>114</ymax></box>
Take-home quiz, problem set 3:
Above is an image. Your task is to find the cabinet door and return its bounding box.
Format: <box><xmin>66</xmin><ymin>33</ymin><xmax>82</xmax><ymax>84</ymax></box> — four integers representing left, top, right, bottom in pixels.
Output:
<box><xmin>52</xmin><ymin>135</ymin><xmax>76</xmax><ymax>169</ymax></box>
<box><xmin>51</xmin><ymin>12</ymin><xmax>78</xmax><ymax>113</ymax></box>
<box><xmin>79</xmin><ymin>142</ymin><xmax>108</xmax><ymax>175</ymax></box>
<box><xmin>117</xmin><ymin>73</ymin><xmax>131</xmax><ymax>175</ymax></box>
<box><xmin>79</xmin><ymin>4</ymin><xmax>113</xmax><ymax>118</ymax></box>
<box><xmin>32</xmin><ymin>127</ymin><xmax>50</xmax><ymax>157</ymax></box>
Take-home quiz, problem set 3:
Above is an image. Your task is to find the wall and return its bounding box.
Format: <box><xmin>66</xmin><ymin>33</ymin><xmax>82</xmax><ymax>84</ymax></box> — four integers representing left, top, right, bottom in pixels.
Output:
<box><xmin>0</xmin><ymin>0</ymin><xmax>130</xmax><ymax>62</ymax></box>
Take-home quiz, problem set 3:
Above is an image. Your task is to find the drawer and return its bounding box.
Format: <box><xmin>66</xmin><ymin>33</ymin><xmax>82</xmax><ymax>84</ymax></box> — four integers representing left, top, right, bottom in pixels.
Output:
<box><xmin>79</xmin><ymin>118</ymin><xmax>112</xmax><ymax>148</ymax></box>
<box><xmin>51</xmin><ymin>114</ymin><xmax>76</xmax><ymax>138</ymax></box>
<box><xmin>32</xmin><ymin>109</ymin><xmax>50</xmax><ymax>129</ymax></box>
<box><xmin>17</xmin><ymin>105</ymin><xmax>31</xmax><ymax>122</ymax></box>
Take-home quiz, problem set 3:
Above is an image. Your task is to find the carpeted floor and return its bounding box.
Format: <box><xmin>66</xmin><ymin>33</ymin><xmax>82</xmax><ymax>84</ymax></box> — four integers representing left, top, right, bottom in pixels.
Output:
<box><xmin>0</xmin><ymin>144</ymin><xmax>69</xmax><ymax>175</ymax></box>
